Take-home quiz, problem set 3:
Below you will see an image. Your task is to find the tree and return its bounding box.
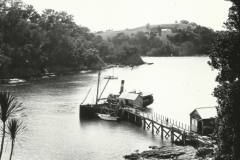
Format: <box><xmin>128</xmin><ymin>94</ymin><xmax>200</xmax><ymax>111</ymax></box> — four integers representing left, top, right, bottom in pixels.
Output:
<box><xmin>7</xmin><ymin>118</ymin><xmax>26</xmax><ymax>160</ymax></box>
<box><xmin>179</xmin><ymin>41</ymin><xmax>194</xmax><ymax>56</ymax></box>
<box><xmin>111</xmin><ymin>33</ymin><xmax>129</xmax><ymax>45</ymax></box>
<box><xmin>81</xmin><ymin>48</ymin><xmax>100</xmax><ymax>68</ymax></box>
<box><xmin>0</xmin><ymin>91</ymin><xmax>24</xmax><ymax>160</ymax></box>
<box><xmin>208</xmin><ymin>0</ymin><xmax>240</xmax><ymax>159</ymax></box>
<box><xmin>186</xmin><ymin>26</ymin><xmax>192</xmax><ymax>32</ymax></box>
<box><xmin>189</xmin><ymin>22</ymin><xmax>197</xmax><ymax>26</ymax></box>
<box><xmin>156</xmin><ymin>25</ymin><xmax>162</xmax><ymax>34</ymax></box>
<box><xmin>146</xmin><ymin>23</ymin><xmax>150</xmax><ymax>29</ymax></box>
<box><xmin>180</xmin><ymin>20</ymin><xmax>189</xmax><ymax>24</ymax></box>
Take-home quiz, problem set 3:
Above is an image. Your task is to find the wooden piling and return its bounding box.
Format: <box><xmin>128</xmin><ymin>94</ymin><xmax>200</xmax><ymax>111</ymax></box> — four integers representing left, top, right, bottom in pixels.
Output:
<box><xmin>182</xmin><ymin>130</ymin><xmax>186</xmax><ymax>145</ymax></box>
<box><xmin>123</xmin><ymin>109</ymin><xmax>210</xmax><ymax>147</ymax></box>
<box><xmin>152</xmin><ymin>120</ymin><xmax>154</xmax><ymax>134</ymax></box>
<box><xmin>171</xmin><ymin>127</ymin><xmax>174</xmax><ymax>143</ymax></box>
<box><xmin>143</xmin><ymin>118</ymin><xmax>146</xmax><ymax>130</ymax></box>
<box><xmin>161</xmin><ymin>126</ymin><xmax>163</xmax><ymax>139</ymax></box>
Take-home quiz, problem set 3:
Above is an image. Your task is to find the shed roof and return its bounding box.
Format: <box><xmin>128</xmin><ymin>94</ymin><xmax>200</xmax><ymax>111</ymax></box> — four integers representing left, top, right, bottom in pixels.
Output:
<box><xmin>190</xmin><ymin>107</ymin><xmax>217</xmax><ymax>119</ymax></box>
<box><xmin>118</xmin><ymin>92</ymin><xmax>139</xmax><ymax>100</ymax></box>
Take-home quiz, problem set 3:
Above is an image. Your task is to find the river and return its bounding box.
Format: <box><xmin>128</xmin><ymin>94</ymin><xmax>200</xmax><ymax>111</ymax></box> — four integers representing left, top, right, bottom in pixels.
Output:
<box><xmin>0</xmin><ymin>57</ymin><xmax>218</xmax><ymax>160</ymax></box>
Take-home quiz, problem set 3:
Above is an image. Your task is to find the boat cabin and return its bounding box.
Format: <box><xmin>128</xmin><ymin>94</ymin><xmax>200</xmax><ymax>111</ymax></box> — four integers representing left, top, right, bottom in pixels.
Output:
<box><xmin>118</xmin><ymin>92</ymin><xmax>143</xmax><ymax>108</ymax></box>
<box><xmin>190</xmin><ymin>107</ymin><xmax>217</xmax><ymax>136</ymax></box>
<box><xmin>129</xmin><ymin>91</ymin><xmax>154</xmax><ymax>108</ymax></box>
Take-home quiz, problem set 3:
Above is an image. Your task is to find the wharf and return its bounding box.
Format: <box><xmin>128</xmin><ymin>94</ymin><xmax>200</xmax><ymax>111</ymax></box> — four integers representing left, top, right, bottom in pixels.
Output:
<box><xmin>122</xmin><ymin>106</ymin><xmax>214</xmax><ymax>147</ymax></box>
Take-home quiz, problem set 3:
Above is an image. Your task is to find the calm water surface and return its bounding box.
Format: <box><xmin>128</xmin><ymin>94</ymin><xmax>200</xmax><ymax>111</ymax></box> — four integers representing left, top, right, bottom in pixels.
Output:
<box><xmin>0</xmin><ymin>57</ymin><xmax>218</xmax><ymax>160</ymax></box>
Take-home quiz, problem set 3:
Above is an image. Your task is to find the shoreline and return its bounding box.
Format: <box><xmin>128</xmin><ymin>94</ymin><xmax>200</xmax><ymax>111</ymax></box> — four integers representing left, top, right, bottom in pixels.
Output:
<box><xmin>124</xmin><ymin>145</ymin><xmax>215</xmax><ymax>160</ymax></box>
<box><xmin>0</xmin><ymin>63</ymin><xmax>146</xmax><ymax>84</ymax></box>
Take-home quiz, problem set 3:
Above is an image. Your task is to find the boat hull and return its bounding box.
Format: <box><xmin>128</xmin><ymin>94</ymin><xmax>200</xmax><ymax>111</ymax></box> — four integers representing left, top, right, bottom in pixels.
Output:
<box><xmin>79</xmin><ymin>104</ymin><xmax>101</xmax><ymax>118</ymax></box>
<box><xmin>142</xmin><ymin>95</ymin><xmax>154</xmax><ymax>108</ymax></box>
<box><xmin>97</xmin><ymin>113</ymin><xmax>119</xmax><ymax>121</ymax></box>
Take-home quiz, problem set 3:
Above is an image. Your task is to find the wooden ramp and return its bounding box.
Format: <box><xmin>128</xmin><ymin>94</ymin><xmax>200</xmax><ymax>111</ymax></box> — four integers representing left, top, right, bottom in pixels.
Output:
<box><xmin>123</xmin><ymin>106</ymin><xmax>214</xmax><ymax>146</ymax></box>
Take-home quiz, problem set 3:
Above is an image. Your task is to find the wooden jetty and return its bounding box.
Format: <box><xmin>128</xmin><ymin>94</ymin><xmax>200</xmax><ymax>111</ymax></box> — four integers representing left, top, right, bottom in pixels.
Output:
<box><xmin>122</xmin><ymin>106</ymin><xmax>214</xmax><ymax>147</ymax></box>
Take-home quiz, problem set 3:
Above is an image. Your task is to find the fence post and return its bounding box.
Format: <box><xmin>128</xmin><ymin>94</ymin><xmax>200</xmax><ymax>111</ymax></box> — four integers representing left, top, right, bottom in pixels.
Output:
<box><xmin>143</xmin><ymin>119</ymin><xmax>146</xmax><ymax>130</ymax></box>
<box><xmin>171</xmin><ymin>125</ymin><xmax>174</xmax><ymax>143</ymax></box>
<box><xmin>152</xmin><ymin>120</ymin><xmax>154</xmax><ymax>134</ymax></box>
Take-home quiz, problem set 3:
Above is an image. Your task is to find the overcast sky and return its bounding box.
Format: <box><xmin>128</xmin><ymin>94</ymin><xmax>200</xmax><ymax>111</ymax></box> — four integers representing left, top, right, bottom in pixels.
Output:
<box><xmin>22</xmin><ymin>0</ymin><xmax>232</xmax><ymax>32</ymax></box>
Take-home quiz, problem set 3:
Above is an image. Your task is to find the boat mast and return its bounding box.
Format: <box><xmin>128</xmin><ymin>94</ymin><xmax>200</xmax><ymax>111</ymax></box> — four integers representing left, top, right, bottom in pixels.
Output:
<box><xmin>96</xmin><ymin>69</ymin><xmax>101</xmax><ymax>105</ymax></box>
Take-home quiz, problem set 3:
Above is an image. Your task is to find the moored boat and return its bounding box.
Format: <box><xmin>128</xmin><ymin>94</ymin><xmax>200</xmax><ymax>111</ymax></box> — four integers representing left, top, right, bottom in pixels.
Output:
<box><xmin>96</xmin><ymin>113</ymin><xmax>119</xmax><ymax>121</ymax></box>
<box><xmin>79</xmin><ymin>70</ymin><xmax>154</xmax><ymax>119</ymax></box>
<box><xmin>104</xmin><ymin>75</ymin><xmax>118</xmax><ymax>79</ymax></box>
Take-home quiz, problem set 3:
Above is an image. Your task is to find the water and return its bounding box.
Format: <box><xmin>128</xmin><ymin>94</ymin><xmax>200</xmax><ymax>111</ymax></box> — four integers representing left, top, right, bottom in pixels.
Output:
<box><xmin>0</xmin><ymin>57</ymin><xmax>218</xmax><ymax>160</ymax></box>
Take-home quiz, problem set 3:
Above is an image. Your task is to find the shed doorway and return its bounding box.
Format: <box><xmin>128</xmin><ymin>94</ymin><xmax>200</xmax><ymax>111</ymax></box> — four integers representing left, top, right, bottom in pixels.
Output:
<box><xmin>197</xmin><ymin>120</ymin><xmax>203</xmax><ymax>134</ymax></box>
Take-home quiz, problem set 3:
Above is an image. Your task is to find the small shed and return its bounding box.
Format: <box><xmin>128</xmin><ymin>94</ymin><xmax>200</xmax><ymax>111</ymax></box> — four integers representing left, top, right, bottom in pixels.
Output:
<box><xmin>118</xmin><ymin>92</ymin><xmax>143</xmax><ymax>108</ymax></box>
<box><xmin>190</xmin><ymin>107</ymin><xmax>217</xmax><ymax>135</ymax></box>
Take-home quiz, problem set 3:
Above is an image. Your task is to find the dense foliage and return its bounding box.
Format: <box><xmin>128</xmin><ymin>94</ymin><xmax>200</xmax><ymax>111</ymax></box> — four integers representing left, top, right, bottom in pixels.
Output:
<box><xmin>107</xmin><ymin>23</ymin><xmax>217</xmax><ymax>57</ymax></box>
<box><xmin>0</xmin><ymin>0</ymin><xmax>220</xmax><ymax>79</ymax></box>
<box><xmin>167</xmin><ymin>25</ymin><xmax>217</xmax><ymax>56</ymax></box>
<box><xmin>0</xmin><ymin>0</ymin><xmax>140</xmax><ymax>79</ymax></box>
<box><xmin>208</xmin><ymin>0</ymin><xmax>240</xmax><ymax>159</ymax></box>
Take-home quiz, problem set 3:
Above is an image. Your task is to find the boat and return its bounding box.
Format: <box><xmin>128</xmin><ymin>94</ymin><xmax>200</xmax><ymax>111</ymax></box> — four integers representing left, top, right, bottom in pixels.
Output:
<box><xmin>104</xmin><ymin>75</ymin><xmax>118</xmax><ymax>79</ymax></box>
<box><xmin>80</xmin><ymin>69</ymin><xmax>124</xmax><ymax>119</ymax></box>
<box><xmin>138</xmin><ymin>92</ymin><xmax>154</xmax><ymax>107</ymax></box>
<box><xmin>96</xmin><ymin>100</ymin><xmax>121</xmax><ymax>121</ymax></box>
<box><xmin>79</xmin><ymin>70</ymin><xmax>154</xmax><ymax>119</ymax></box>
<box><xmin>97</xmin><ymin>113</ymin><xmax>119</xmax><ymax>121</ymax></box>
<box><xmin>79</xmin><ymin>70</ymin><xmax>113</xmax><ymax>118</ymax></box>
<box><xmin>147</xmin><ymin>63</ymin><xmax>153</xmax><ymax>65</ymax></box>
<box><xmin>117</xmin><ymin>91</ymin><xmax>153</xmax><ymax>108</ymax></box>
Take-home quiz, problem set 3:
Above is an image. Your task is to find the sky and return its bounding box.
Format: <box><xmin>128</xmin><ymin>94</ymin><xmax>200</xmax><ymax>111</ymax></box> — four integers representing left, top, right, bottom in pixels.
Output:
<box><xmin>22</xmin><ymin>0</ymin><xmax>232</xmax><ymax>32</ymax></box>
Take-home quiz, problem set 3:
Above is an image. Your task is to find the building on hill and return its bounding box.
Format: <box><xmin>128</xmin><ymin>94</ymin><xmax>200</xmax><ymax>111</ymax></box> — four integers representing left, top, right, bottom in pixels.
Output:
<box><xmin>161</xmin><ymin>29</ymin><xmax>172</xmax><ymax>33</ymax></box>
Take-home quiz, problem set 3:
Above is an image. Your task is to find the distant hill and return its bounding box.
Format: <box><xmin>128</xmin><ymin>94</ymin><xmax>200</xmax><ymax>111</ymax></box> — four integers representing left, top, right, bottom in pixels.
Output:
<box><xmin>96</xmin><ymin>23</ymin><xmax>195</xmax><ymax>41</ymax></box>
<box><xmin>94</xmin><ymin>22</ymin><xmax>215</xmax><ymax>57</ymax></box>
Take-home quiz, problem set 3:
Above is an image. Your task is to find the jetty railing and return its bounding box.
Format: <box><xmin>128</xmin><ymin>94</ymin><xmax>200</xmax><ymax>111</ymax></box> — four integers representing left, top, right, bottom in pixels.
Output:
<box><xmin>123</xmin><ymin>106</ymin><xmax>214</xmax><ymax>146</ymax></box>
<box><xmin>124</xmin><ymin>106</ymin><xmax>190</xmax><ymax>132</ymax></box>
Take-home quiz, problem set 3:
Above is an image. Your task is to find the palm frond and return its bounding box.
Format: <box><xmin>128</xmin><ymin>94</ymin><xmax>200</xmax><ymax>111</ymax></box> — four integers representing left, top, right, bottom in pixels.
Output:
<box><xmin>6</xmin><ymin>119</ymin><xmax>26</xmax><ymax>141</ymax></box>
<box><xmin>0</xmin><ymin>91</ymin><xmax>25</xmax><ymax>122</ymax></box>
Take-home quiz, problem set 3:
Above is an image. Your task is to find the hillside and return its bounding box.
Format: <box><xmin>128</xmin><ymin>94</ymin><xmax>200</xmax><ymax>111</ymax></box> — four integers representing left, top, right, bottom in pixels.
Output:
<box><xmin>96</xmin><ymin>22</ymin><xmax>216</xmax><ymax>57</ymax></box>
<box><xmin>96</xmin><ymin>23</ymin><xmax>195</xmax><ymax>41</ymax></box>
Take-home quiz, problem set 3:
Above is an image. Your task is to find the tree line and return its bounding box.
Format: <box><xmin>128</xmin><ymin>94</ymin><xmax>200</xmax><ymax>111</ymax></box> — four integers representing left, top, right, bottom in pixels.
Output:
<box><xmin>0</xmin><ymin>0</ymin><xmax>140</xmax><ymax>79</ymax></box>
<box><xmin>106</xmin><ymin>23</ymin><xmax>217</xmax><ymax>57</ymax></box>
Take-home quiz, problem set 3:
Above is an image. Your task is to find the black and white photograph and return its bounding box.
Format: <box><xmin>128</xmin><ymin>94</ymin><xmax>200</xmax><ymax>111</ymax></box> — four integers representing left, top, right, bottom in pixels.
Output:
<box><xmin>0</xmin><ymin>0</ymin><xmax>239</xmax><ymax>159</ymax></box>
